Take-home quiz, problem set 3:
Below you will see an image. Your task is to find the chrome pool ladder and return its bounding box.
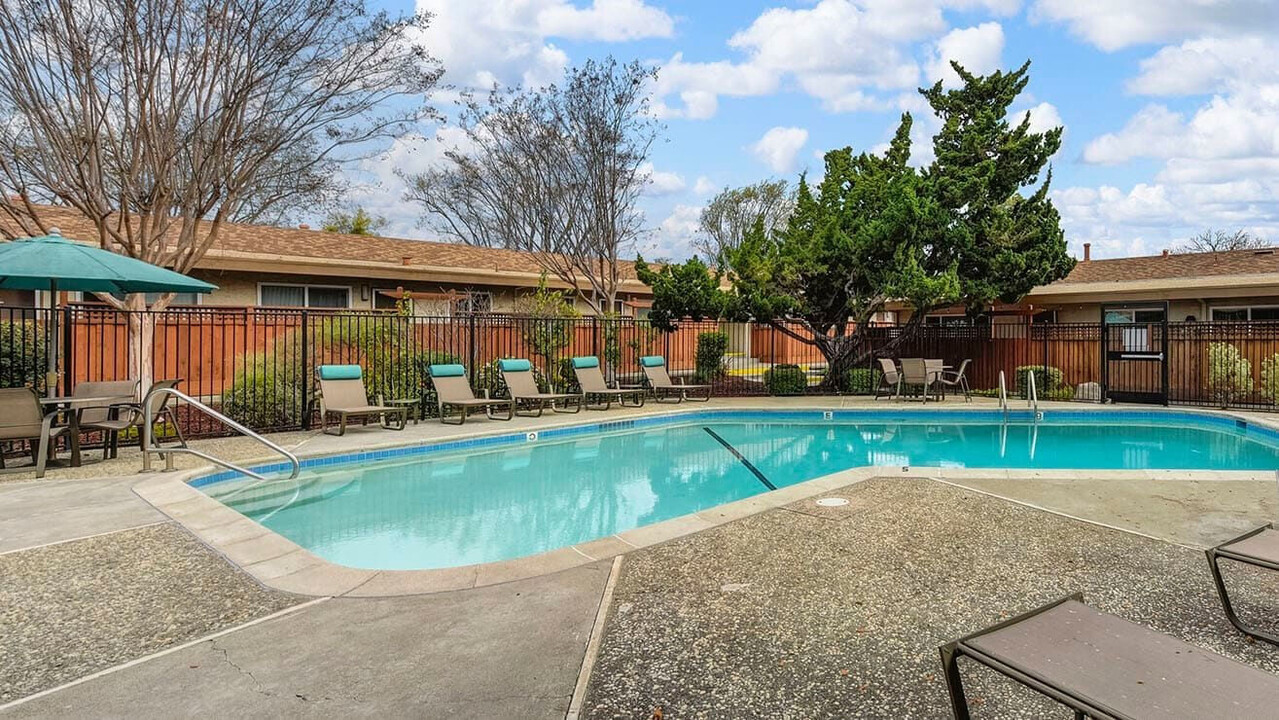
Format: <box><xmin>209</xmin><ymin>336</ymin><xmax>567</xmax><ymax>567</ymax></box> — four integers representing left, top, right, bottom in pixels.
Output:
<box><xmin>141</xmin><ymin>387</ymin><xmax>300</xmax><ymax>481</ymax></box>
<box><xmin>1027</xmin><ymin>370</ymin><xmax>1040</xmax><ymax>416</ymax></box>
<box><xmin>998</xmin><ymin>371</ymin><xmax>1010</xmax><ymax>421</ymax></box>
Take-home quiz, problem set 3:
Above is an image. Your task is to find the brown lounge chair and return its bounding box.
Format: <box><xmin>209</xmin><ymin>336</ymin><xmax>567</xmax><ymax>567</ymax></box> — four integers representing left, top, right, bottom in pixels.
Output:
<box><xmin>1208</xmin><ymin>523</ymin><xmax>1279</xmax><ymax>646</ymax></box>
<box><xmin>940</xmin><ymin>593</ymin><xmax>1279</xmax><ymax>719</ymax></box>
<box><xmin>498</xmin><ymin>359</ymin><xmax>581</xmax><ymax>417</ymax></box>
<box><xmin>428</xmin><ymin>363</ymin><xmax>514</xmax><ymax>425</ymax></box>
<box><xmin>639</xmin><ymin>355</ymin><xmax>710</xmax><ymax>403</ymax></box>
<box><xmin>0</xmin><ymin>387</ymin><xmax>69</xmax><ymax>478</ymax></box>
<box><xmin>570</xmin><ymin>356</ymin><xmax>645</xmax><ymax>410</ymax></box>
<box><xmin>317</xmin><ymin>364</ymin><xmax>408</xmax><ymax>436</ymax></box>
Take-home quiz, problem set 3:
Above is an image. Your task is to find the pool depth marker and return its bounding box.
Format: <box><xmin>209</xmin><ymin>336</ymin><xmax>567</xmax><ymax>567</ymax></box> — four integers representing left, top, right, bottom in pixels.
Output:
<box><xmin>703</xmin><ymin>427</ymin><xmax>777</xmax><ymax>491</ymax></box>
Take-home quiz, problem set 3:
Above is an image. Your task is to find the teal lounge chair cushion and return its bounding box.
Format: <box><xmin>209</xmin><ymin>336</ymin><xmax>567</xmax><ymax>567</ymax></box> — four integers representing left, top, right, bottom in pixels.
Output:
<box><xmin>319</xmin><ymin>364</ymin><xmax>363</xmax><ymax>380</ymax></box>
<box><xmin>639</xmin><ymin>356</ymin><xmax>666</xmax><ymax>368</ymax></box>
<box><xmin>571</xmin><ymin>356</ymin><xmax>600</xmax><ymax>369</ymax></box>
<box><xmin>430</xmin><ymin>364</ymin><xmax>467</xmax><ymax>378</ymax></box>
<box><xmin>498</xmin><ymin>358</ymin><xmax>532</xmax><ymax>373</ymax></box>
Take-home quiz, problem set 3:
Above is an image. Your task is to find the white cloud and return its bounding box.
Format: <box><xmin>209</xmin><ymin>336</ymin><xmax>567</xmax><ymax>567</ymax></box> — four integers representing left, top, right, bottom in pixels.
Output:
<box><xmin>927</xmin><ymin>23</ymin><xmax>1005</xmax><ymax>86</ymax></box>
<box><xmin>1031</xmin><ymin>0</ymin><xmax>1279</xmax><ymax>51</ymax></box>
<box><xmin>641</xmin><ymin>163</ymin><xmax>687</xmax><ymax>196</ymax></box>
<box><xmin>537</xmin><ymin>0</ymin><xmax>674</xmax><ymax>41</ymax></box>
<box><xmin>416</xmin><ymin>0</ymin><xmax>673</xmax><ymax>89</ymax></box>
<box><xmin>1020</xmin><ymin>101</ymin><xmax>1063</xmax><ymax>135</ymax></box>
<box><xmin>694</xmin><ymin>176</ymin><xmax>718</xmax><ymax>195</ymax></box>
<box><xmin>639</xmin><ymin>204</ymin><xmax>704</xmax><ymax>259</ymax></box>
<box><xmin>652</xmin><ymin>53</ymin><xmax>779</xmax><ymax>120</ymax></box>
<box><xmin>750</xmin><ymin>127</ymin><xmax>810</xmax><ymax>174</ymax></box>
<box><xmin>1129</xmin><ymin>37</ymin><xmax>1279</xmax><ymax>96</ymax></box>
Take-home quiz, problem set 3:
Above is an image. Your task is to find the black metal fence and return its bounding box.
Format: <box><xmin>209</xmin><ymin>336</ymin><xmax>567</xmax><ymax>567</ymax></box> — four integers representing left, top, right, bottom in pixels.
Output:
<box><xmin>7</xmin><ymin>305</ymin><xmax>1279</xmax><ymax>440</ymax></box>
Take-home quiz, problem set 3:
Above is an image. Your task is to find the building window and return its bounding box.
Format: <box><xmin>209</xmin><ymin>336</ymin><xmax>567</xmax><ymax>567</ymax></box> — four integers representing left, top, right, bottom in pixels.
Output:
<box><xmin>258</xmin><ymin>284</ymin><xmax>350</xmax><ymax>308</ymax></box>
<box><xmin>451</xmin><ymin>291</ymin><xmax>492</xmax><ymax>315</ymax></box>
<box><xmin>1211</xmin><ymin>306</ymin><xmax>1279</xmax><ymax>321</ymax></box>
<box><xmin>925</xmin><ymin>314</ymin><xmax>977</xmax><ymax>326</ymax></box>
<box><xmin>108</xmin><ymin>291</ymin><xmax>201</xmax><ymax>306</ymax></box>
<box><xmin>1104</xmin><ymin>308</ymin><xmax>1165</xmax><ymax>324</ymax></box>
<box><xmin>373</xmin><ymin>289</ymin><xmax>403</xmax><ymax>311</ymax></box>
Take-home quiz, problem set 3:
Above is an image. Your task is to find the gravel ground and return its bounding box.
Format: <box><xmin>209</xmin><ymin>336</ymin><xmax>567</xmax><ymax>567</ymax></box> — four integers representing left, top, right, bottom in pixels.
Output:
<box><xmin>0</xmin><ymin>522</ymin><xmax>300</xmax><ymax>703</ymax></box>
<box><xmin>584</xmin><ymin>478</ymin><xmax>1279</xmax><ymax>719</ymax></box>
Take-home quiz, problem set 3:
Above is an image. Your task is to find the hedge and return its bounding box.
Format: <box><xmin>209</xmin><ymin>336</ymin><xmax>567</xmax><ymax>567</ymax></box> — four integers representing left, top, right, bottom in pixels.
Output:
<box><xmin>764</xmin><ymin>364</ymin><xmax>808</xmax><ymax>396</ymax></box>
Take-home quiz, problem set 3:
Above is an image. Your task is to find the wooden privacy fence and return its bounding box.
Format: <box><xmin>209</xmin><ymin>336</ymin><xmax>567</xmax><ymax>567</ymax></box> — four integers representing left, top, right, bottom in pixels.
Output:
<box><xmin>10</xmin><ymin>305</ymin><xmax>1279</xmax><ymax>437</ymax></box>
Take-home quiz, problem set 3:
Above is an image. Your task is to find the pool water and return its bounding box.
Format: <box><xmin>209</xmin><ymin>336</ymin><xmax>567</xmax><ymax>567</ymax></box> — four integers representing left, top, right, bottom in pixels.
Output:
<box><xmin>203</xmin><ymin>413</ymin><xmax>1279</xmax><ymax>570</ymax></box>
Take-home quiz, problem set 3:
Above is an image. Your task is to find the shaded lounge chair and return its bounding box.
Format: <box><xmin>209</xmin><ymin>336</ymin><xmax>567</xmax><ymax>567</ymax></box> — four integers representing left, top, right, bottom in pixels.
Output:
<box><xmin>0</xmin><ymin>387</ymin><xmax>68</xmax><ymax>478</ymax></box>
<box><xmin>80</xmin><ymin>379</ymin><xmax>188</xmax><ymax>458</ymax></box>
<box><xmin>639</xmin><ymin>355</ymin><xmax>710</xmax><ymax>403</ymax></box>
<box><xmin>317</xmin><ymin>364</ymin><xmax>408</xmax><ymax>436</ymax></box>
<box><xmin>570</xmin><ymin>357</ymin><xmax>645</xmax><ymax>410</ymax></box>
<box><xmin>1208</xmin><ymin>523</ymin><xmax>1279</xmax><ymax>646</ymax></box>
<box><xmin>940</xmin><ymin>593</ymin><xmax>1279</xmax><ymax>719</ymax></box>
<box><xmin>938</xmin><ymin>359</ymin><xmax>972</xmax><ymax>402</ymax></box>
<box><xmin>498</xmin><ymin>358</ymin><xmax>581</xmax><ymax>417</ymax></box>
<box><xmin>875</xmin><ymin>358</ymin><xmax>901</xmax><ymax>400</ymax></box>
<box><xmin>428</xmin><ymin>364</ymin><xmax>514</xmax><ymax>425</ymax></box>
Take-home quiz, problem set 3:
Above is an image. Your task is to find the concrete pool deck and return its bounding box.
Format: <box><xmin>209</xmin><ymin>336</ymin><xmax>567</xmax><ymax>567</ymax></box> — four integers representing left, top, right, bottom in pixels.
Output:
<box><xmin>4</xmin><ymin>396</ymin><xmax>1279</xmax><ymax>715</ymax></box>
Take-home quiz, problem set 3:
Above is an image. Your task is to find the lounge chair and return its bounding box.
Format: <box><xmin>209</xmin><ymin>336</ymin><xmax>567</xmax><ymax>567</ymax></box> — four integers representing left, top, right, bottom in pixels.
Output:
<box><xmin>941</xmin><ymin>593</ymin><xmax>1279</xmax><ymax>719</ymax></box>
<box><xmin>428</xmin><ymin>363</ymin><xmax>514</xmax><ymax>425</ymax></box>
<box><xmin>570</xmin><ymin>357</ymin><xmax>645</xmax><ymax>410</ymax></box>
<box><xmin>0</xmin><ymin>387</ymin><xmax>69</xmax><ymax>478</ymax></box>
<box><xmin>639</xmin><ymin>355</ymin><xmax>710</xmax><ymax>403</ymax></box>
<box><xmin>1208</xmin><ymin>523</ymin><xmax>1279</xmax><ymax>646</ymax></box>
<box><xmin>875</xmin><ymin>358</ymin><xmax>901</xmax><ymax>400</ymax></box>
<box><xmin>938</xmin><ymin>359</ymin><xmax>972</xmax><ymax>402</ymax></box>
<box><xmin>900</xmin><ymin>358</ymin><xmax>939</xmax><ymax>402</ymax></box>
<box><xmin>80</xmin><ymin>379</ymin><xmax>187</xmax><ymax>458</ymax></box>
<box><xmin>498</xmin><ymin>358</ymin><xmax>581</xmax><ymax>417</ymax></box>
<box><xmin>317</xmin><ymin>364</ymin><xmax>408</xmax><ymax>436</ymax></box>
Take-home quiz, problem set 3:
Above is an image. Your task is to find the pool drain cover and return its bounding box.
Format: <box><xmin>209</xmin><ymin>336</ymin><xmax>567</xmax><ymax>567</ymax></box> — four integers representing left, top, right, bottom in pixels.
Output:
<box><xmin>816</xmin><ymin>497</ymin><xmax>850</xmax><ymax>507</ymax></box>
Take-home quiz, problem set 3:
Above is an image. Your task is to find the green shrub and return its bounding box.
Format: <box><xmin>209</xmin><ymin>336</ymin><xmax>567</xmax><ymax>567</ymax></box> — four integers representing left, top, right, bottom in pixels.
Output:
<box><xmin>764</xmin><ymin>364</ymin><xmax>808</xmax><ymax>396</ymax></box>
<box><xmin>843</xmin><ymin>367</ymin><xmax>882</xmax><ymax>395</ymax></box>
<box><xmin>221</xmin><ymin>356</ymin><xmax>304</xmax><ymax>428</ymax></box>
<box><xmin>694</xmin><ymin>331</ymin><xmax>729</xmax><ymax>382</ymax></box>
<box><xmin>1208</xmin><ymin>342</ymin><xmax>1253</xmax><ymax>406</ymax></box>
<box><xmin>0</xmin><ymin>320</ymin><xmax>48</xmax><ymax>392</ymax></box>
<box><xmin>1262</xmin><ymin>354</ymin><xmax>1279</xmax><ymax>404</ymax></box>
<box><xmin>1014</xmin><ymin>365</ymin><xmax>1065</xmax><ymax>397</ymax></box>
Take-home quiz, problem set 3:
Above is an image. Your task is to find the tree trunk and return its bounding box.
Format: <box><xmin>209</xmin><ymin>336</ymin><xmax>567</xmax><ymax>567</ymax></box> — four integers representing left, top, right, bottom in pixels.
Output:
<box><xmin>808</xmin><ymin>314</ymin><xmax>928</xmax><ymax>391</ymax></box>
<box><xmin>124</xmin><ymin>294</ymin><xmax>155</xmax><ymax>401</ymax></box>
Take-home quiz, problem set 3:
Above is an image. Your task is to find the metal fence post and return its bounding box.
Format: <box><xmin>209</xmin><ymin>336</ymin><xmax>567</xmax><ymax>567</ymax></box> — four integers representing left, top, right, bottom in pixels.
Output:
<box><xmin>61</xmin><ymin>304</ymin><xmax>73</xmax><ymax>395</ymax></box>
<box><xmin>300</xmin><ymin>310</ymin><xmax>310</xmax><ymax>429</ymax></box>
<box><xmin>468</xmin><ymin>313</ymin><xmax>478</xmax><ymax>383</ymax></box>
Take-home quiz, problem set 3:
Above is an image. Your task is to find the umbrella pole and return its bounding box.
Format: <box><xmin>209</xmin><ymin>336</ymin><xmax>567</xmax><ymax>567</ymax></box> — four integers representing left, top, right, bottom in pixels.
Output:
<box><xmin>46</xmin><ymin>279</ymin><xmax>59</xmax><ymax>396</ymax></box>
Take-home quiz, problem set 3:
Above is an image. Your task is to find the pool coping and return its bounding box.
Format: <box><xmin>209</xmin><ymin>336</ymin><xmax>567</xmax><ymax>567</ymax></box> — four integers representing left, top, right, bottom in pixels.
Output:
<box><xmin>131</xmin><ymin>402</ymin><xmax>1279</xmax><ymax>598</ymax></box>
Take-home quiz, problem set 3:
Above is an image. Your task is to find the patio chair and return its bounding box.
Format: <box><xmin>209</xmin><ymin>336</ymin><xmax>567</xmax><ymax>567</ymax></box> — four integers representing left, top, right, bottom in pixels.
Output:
<box><xmin>875</xmin><ymin>358</ymin><xmax>901</xmax><ymax>400</ymax></box>
<box><xmin>80</xmin><ymin>379</ymin><xmax>188</xmax><ymax>458</ymax></box>
<box><xmin>639</xmin><ymin>355</ymin><xmax>711</xmax><ymax>403</ymax></box>
<box><xmin>938</xmin><ymin>359</ymin><xmax>972</xmax><ymax>402</ymax></box>
<box><xmin>900</xmin><ymin>358</ymin><xmax>939</xmax><ymax>402</ymax></box>
<box><xmin>570</xmin><ymin>357</ymin><xmax>645</xmax><ymax>410</ymax></box>
<box><xmin>428</xmin><ymin>364</ymin><xmax>514</xmax><ymax>425</ymax></box>
<box><xmin>1207</xmin><ymin>523</ymin><xmax>1279</xmax><ymax>646</ymax></box>
<box><xmin>317</xmin><ymin>364</ymin><xmax>408</xmax><ymax>436</ymax></box>
<box><xmin>498</xmin><ymin>358</ymin><xmax>581</xmax><ymax>417</ymax></box>
<box><xmin>940</xmin><ymin>593</ymin><xmax>1279</xmax><ymax>720</ymax></box>
<box><xmin>0</xmin><ymin>387</ymin><xmax>68</xmax><ymax>478</ymax></box>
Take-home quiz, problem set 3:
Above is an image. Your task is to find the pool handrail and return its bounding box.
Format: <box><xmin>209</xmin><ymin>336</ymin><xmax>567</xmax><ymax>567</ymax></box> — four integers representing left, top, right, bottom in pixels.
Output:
<box><xmin>1027</xmin><ymin>371</ymin><xmax>1039</xmax><ymax>415</ymax></box>
<box><xmin>140</xmin><ymin>386</ymin><xmax>300</xmax><ymax>481</ymax></box>
<box><xmin>998</xmin><ymin>371</ymin><xmax>1009</xmax><ymax>420</ymax></box>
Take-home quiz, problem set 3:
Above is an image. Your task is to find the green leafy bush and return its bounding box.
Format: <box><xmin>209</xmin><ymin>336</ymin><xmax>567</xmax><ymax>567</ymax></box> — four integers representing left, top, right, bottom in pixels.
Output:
<box><xmin>221</xmin><ymin>355</ymin><xmax>304</xmax><ymax>428</ymax></box>
<box><xmin>694</xmin><ymin>331</ymin><xmax>729</xmax><ymax>382</ymax></box>
<box><xmin>1014</xmin><ymin>365</ymin><xmax>1065</xmax><ymax>397</ymax></box>
<box><xmin>554</xmin><ymin>357</ymin><xmax>580</xmax><ymax>394</ymax></box>
<box><xmin>1262</xmin><ymin>354</ymin><xmax>1279</xmax><ymax>404</ymax></box>
<box><xmin>764</xmin><ymin>364</ymin><xmax>808</xmax><ymax>396</ymax></box>
<box><xmin>843</xmin><ymin>367</ymin><xmax>882</xmax><ymax>395</ymax></box>
<box><xmin>0</xmin><ymin>320</ymin><xmax>47</xmax><ymax>392</ymax></box>
<box><xmin>1208</xmin><ymin>342</ymin><xmax>1253</xmax><ymax>406</ymax></box>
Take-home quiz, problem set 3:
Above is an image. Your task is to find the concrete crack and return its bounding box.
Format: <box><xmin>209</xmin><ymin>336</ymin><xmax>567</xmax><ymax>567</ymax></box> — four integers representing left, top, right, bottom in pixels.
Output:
<box><xmin>209</xmin><ymin>639</ymin><xmax>271</xmax><ymax>697</ymax></box>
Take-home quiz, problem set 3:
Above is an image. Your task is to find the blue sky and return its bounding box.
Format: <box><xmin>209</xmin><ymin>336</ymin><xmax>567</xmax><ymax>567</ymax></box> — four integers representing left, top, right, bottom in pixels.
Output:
<box><xmin>345</xmin><ymin>0</ymin><xmax>1279</xmax><ymax>261</ymax></box>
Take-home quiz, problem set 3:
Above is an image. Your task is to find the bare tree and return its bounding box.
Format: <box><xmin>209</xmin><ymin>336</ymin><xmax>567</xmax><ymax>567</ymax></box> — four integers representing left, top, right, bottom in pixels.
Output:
<box><xmin>0</xmin><ymin>0</ymin><xmax>441</xmax><ymax>382</ymax></box>
<box><xmin>1176</xmin><ymin>228</ymin><xmax>1272</xmax><ymax>253</ymax></box>
<box><xmin>696</xmin><ymin>179</ymin><xmax>795</xmax><ymax>263</ymax></box>
<box><xmin>404</xmin><ymin>58</ymin><xmax>660</xmax><ymax>314</ymax></box>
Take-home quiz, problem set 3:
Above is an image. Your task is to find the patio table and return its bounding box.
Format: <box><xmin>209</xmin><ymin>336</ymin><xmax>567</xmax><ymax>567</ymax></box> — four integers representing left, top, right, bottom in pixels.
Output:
<box><xmin>39</xmin><ymin>394</ymin><xmax>135</xmax><ymax>467</ymax></box>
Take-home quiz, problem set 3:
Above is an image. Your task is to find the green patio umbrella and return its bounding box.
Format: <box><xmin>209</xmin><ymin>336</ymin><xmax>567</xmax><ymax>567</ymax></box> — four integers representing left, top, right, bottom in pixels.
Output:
<box><xmin>0</xmin><ymin>229</ymin><xmax>217</xmax><ymax>390</ymax></box>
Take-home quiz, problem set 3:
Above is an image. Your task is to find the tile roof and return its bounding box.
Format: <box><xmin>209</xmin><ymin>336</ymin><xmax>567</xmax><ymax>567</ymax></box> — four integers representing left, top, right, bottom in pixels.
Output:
<box><xmin>0</xmin><ymin>204</ymin><xmax>644</xmax><ymax>283</ymax></box>
<box><xmin>1059</xmin><ymin>248</ymin><xmax>1279</xmax><ymax>284</ymax></box>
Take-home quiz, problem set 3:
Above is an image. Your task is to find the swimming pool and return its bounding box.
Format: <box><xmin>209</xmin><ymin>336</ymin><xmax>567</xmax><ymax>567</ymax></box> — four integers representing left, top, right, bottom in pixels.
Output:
<box><xmin>199</xmin><ymin>410</ymin><xmax>1279</xmax><ymax>570</ymax></box>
